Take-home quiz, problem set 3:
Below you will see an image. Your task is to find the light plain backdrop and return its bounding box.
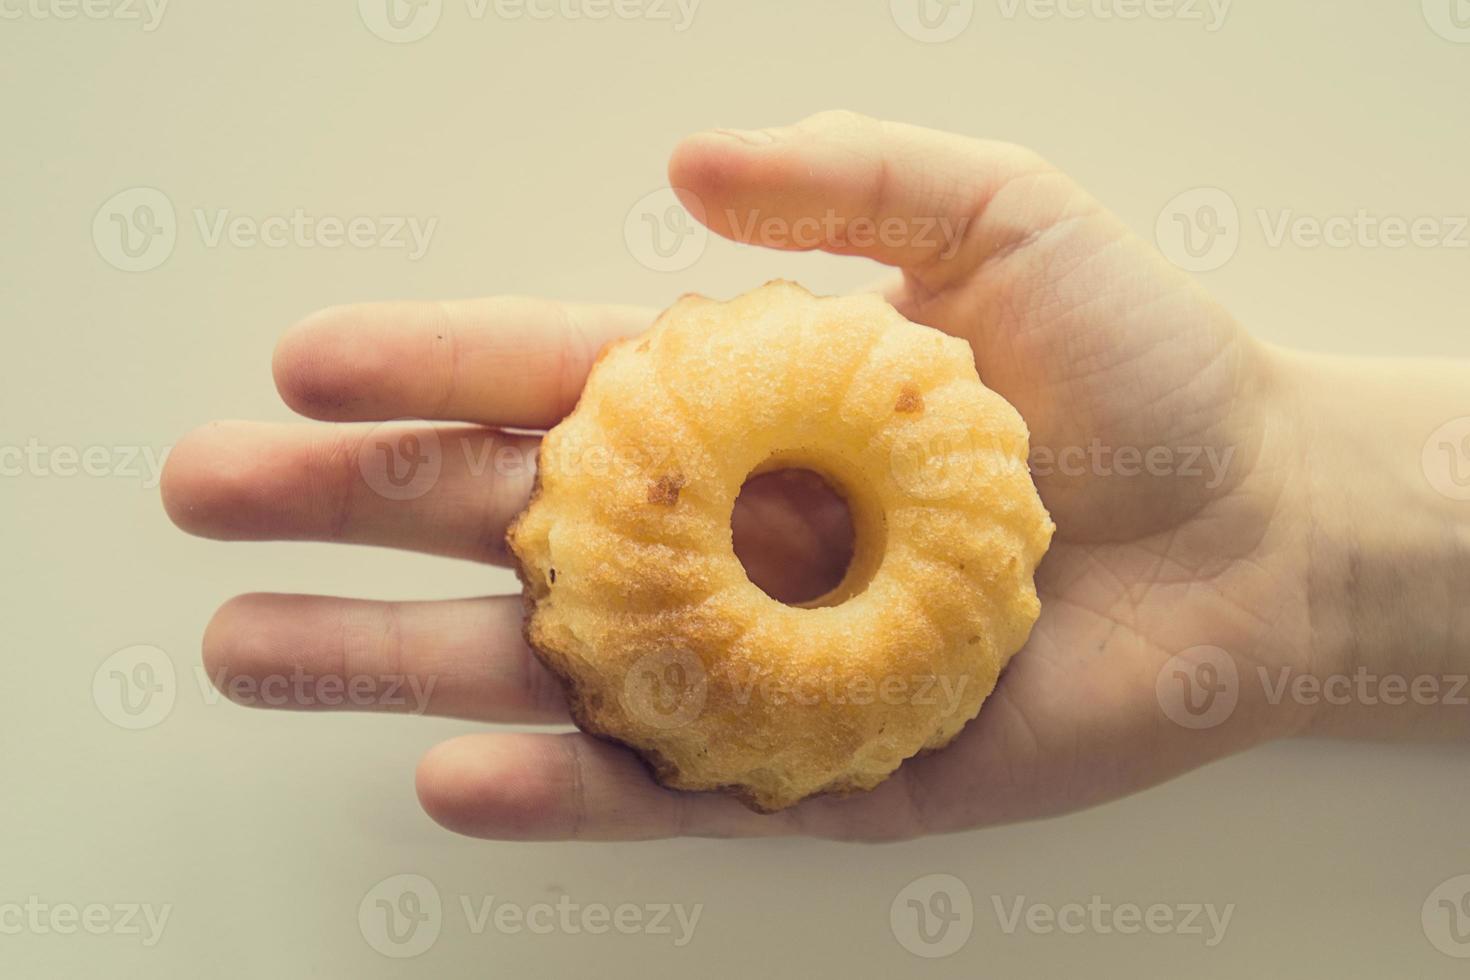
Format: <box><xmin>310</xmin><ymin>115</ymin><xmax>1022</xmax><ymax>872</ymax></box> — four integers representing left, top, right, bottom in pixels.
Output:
<box><xmin>2</xmin><ymin>1</ymin><xmax>1469</xmax><ymax>976</ymax></box>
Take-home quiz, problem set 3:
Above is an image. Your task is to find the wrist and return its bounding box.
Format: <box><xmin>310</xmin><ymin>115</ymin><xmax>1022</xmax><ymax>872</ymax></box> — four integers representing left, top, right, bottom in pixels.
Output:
<box><xmin>1273</xmin><ymin>349</ymin><xmax>1470</xmax><ymax>738</ymax></box>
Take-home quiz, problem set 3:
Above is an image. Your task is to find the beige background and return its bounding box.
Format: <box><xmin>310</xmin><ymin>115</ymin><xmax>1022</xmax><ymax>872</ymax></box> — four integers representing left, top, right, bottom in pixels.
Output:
<box><xmin>3</xmin><ymin>1</ymin><xmax>1468</xmax><ymax>976</ymax></box>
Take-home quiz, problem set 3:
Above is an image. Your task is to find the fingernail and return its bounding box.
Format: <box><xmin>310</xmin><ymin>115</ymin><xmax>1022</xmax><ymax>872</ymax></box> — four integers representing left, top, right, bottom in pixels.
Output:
<box><xmin>711</xmin><ymin>127</ymin><xmax>779</xmax><ymax>147</ymax></box>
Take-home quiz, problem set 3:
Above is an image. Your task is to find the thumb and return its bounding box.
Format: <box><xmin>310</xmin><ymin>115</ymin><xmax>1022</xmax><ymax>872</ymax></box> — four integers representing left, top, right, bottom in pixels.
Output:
<box><xmin>667</xmin><ymin>110</ymin><xmax>1097</xmax><ymax>291</ymax></box>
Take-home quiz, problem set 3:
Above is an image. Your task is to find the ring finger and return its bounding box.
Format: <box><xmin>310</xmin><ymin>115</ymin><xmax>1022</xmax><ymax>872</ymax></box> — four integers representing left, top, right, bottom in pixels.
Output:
<box><xmin>202</xmin><ymin>592</ymin><xmax>568</xmax><ymax>723</ymax></box>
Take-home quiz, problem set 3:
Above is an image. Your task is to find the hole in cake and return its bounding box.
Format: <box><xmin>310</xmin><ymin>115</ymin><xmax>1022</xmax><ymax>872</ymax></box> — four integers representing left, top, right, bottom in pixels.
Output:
<box><xmin>731</xmin><ymin>467</ymin><xmax>856</xmax><ymax>606</ymax></box>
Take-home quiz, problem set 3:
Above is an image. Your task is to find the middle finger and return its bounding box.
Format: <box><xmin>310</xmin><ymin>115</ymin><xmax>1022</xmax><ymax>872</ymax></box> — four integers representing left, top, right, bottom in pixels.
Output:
<box><xmin>163</xmin><ymin>420</ymin><xmax>536</xmax><ymax>564</ymax></box>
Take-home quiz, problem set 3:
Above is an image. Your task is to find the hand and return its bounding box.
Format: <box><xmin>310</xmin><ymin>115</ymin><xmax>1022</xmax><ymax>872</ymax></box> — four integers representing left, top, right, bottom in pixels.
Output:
<box><xmin>162</xmin><ymin>111</ymin><xmax>1466</xmax><ymax>842</ymax></box>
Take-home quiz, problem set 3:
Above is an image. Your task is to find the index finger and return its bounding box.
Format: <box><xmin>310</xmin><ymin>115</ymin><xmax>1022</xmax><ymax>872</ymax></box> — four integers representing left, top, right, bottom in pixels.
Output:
<box><xmin>273</xmin><ymin>297</ymin><xmax>654</xmax><ymax>429</ymax></box>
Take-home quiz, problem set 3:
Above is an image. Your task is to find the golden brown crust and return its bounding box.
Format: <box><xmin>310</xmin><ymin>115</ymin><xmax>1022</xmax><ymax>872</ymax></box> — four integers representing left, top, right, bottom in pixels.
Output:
<box><xmin>645</xmin><ymin>474</ymin><xmax>685</xmax><ymax>507</ymax></box>
<box><xmin>505</xmin><ymin>281</ymin><xmax>1054</xmax><ymax>813</ymax></box>
<box><xmin>894</xmin><ymin>383</ymin><xmax>925</xmax><ymax>415</ymax></box>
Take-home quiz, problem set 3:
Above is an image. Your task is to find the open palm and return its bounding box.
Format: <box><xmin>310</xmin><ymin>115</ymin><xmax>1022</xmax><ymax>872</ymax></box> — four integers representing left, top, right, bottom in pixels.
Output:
<box><xmin>164</xmin><ymin>112</ymin><xmax>1314</xmax><ymax>841</ymax></box>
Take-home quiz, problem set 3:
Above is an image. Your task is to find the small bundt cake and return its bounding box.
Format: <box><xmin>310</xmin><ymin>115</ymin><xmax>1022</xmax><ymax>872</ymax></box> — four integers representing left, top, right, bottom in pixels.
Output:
<box><xmin>508</xmin><ymin>281</ymin><xmax>1053</xmax><ymax>812</ymax></box>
